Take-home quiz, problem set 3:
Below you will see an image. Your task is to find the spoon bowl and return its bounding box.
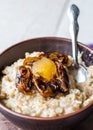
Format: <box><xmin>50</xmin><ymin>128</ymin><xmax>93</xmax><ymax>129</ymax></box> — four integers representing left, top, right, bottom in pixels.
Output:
<box><xmin>71</xmin><ymin>64</ymin><xmax>87</xmax><ymax>83</ymax></box>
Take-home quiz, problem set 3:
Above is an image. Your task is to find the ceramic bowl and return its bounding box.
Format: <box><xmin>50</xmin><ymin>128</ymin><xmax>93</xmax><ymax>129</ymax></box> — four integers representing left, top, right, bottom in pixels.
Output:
<box><xmin>0</xmin><ymin>37</ymin><xmax>93</xmax><ymax>130</ymax></box>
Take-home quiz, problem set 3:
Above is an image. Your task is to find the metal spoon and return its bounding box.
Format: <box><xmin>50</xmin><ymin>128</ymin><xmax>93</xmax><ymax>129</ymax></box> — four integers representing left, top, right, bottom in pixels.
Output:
<box><xmin>68</xmin><ymin>4</ymin><xmax>87</xmax><ymax>83</ymax></box>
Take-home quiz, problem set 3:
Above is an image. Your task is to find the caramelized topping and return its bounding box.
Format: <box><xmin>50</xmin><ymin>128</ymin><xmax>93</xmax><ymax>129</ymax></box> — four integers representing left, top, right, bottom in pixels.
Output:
<box><xmin>23</xmin><ymin>57</ymin><xmax>39</xmax><ymax>66</ymax></box>
<box><xmin>16</xmin><ymin>66</ymin><xmax>33</xmax><ymax>94</ymax></box>
<box><xmin>33</xmin><ymin>78</ymin><xmax>57</xmax><ymax>98</ymax></box>
<box><xmin>56</xmin><ymin>62</ymin><xmax>69</xmax><ymax>92</ymax></box>
<box><xmin>48</xmin><ymin>52</ymin><xmax>68</xmax><ymax>66</ymax></box>
<box><xmin>16</xmin><ymin>52</ymin><xmax>70</xmax><ymax>97</ymax></box>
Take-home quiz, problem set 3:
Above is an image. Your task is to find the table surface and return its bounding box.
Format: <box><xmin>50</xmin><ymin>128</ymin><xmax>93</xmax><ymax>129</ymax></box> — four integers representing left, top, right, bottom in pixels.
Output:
<box><xmin>0</xmin><ymin>0</ymin><xmax>93</xmax><ymax>129</ymax></box>
<box><xmin>0</xmin><ymin>0</ymin><xmax>93</xmax><ymax>53</ymax></box>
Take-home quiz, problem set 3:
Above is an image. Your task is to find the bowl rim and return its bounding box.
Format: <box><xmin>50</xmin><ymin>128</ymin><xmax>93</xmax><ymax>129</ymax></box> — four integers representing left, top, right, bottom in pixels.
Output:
<box><xmin>0</xmin><ymin>36</ymin><xmax>92</xmax><ymax>55</ymax></box>
<box><xmin>0</xmin><ymin>36</ymin><xmax>93</xmax><ymax>121</ymax></box>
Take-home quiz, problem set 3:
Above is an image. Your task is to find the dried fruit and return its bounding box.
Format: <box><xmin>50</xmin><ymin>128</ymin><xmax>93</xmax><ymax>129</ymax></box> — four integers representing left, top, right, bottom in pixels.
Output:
<box><xmin>48</xmin><ymin>52</ymin><xmax>68</xmax><ymax>66</ymax></box>
<box><xmin>16</xmin><ymin>66</ymin><xmax>33</xmax><ymax>94</ymax></box>
<box><xmin>23</xmin><ymin>57</ymin><xmax>39</xmax><ymax>66</ymax></box>
<box><xmin>33</xmin><ymin>62</ymin><xmax>69</xmax><ymax>98</ymax></box>
<box><xmin>16</xmin><ymin>52</ymin><xmax>70</xmax><ymax>97</ymax></box>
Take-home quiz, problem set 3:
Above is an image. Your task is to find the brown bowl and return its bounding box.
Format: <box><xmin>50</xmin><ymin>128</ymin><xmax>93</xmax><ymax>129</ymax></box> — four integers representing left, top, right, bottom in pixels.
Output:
<box><xmin>0</xmin><ymin>37</ymin><xmax>93</xmax><ymax>130</ymax></box>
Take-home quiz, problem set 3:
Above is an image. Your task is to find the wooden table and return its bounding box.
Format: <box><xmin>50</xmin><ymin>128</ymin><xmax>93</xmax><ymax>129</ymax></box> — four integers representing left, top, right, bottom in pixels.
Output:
<box><xmin>0</xmin><ymin>113</ymin><xmax>21</xmax><ymax>130</ymax></box>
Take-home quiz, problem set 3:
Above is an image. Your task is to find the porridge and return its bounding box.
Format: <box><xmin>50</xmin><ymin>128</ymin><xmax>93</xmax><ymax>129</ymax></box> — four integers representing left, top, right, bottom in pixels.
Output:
<box><xmin>0</xmin><ymin>51</ymin><xmax>93</xmax><ymax>117</ymax></box>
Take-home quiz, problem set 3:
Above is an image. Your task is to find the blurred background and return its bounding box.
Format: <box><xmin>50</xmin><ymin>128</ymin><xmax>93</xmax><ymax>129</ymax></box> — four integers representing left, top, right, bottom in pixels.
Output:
<box><xmin>0</xmin><ymin>0</ymin><xmax>93</xmax><ymax>53</ymax></box>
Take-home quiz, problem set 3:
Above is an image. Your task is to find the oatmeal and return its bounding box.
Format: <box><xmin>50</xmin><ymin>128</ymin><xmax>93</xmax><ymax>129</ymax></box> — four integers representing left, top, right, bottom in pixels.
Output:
<box><xmin>0</xmin><ymin>52</ymin><xmax>93</xmax><ymax>117</ymax></box>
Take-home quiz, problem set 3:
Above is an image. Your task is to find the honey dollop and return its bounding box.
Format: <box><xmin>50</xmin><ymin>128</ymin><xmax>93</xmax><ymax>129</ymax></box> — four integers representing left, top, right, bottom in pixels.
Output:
<box><xmin>32</xmin><ymin>57</ymin><xmax>57</xmax><ymax>81</ymax></box>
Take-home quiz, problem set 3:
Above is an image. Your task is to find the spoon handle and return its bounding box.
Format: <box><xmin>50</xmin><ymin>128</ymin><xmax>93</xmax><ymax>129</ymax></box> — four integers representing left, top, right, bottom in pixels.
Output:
<box><xmin>68</xmin><ymin>4</ymin><xmax>80</xmax><ymax>66</ymax></box>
